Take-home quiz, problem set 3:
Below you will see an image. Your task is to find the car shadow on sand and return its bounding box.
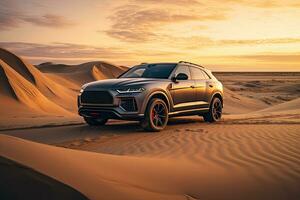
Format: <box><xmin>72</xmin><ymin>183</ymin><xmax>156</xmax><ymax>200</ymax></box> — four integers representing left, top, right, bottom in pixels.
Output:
<box><xmin>81</xmin><ymin>117</ymin><xmax>205</xmax><ymax>134</ymax></box>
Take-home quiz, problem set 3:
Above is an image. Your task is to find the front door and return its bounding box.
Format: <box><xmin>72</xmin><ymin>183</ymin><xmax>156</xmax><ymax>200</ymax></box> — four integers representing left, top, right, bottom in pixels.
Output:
<box><xmin>170</xmin><ymin>65</ymin><xmax>196</xmax><ymax>111</ymax></box>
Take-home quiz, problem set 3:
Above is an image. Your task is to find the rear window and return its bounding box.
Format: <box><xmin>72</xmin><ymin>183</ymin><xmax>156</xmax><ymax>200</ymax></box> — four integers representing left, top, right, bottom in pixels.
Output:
<box><xmin>190</xmin><ymin>67</ymin><xmax>209</xmax><ymax>80</ymax></box>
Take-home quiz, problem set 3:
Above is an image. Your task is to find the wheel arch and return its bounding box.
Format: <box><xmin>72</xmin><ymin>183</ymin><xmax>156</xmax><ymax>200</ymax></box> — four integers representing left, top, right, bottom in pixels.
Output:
<box><xmin>211</xmin><ymin>92</ymin><xmax>223</xmax><ymax>107</ymax></box>
<box><xmin>142</xmin><ymin>91</ymin><xmax>171</xmax><ymax>113</ymax></box>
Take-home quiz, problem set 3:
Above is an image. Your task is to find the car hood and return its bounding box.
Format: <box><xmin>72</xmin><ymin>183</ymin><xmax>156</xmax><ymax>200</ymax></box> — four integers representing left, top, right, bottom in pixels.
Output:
<box><xmin>83</xmin><ymin>78</ymin><xmax>169</xmax><ymax>90</ymax></box>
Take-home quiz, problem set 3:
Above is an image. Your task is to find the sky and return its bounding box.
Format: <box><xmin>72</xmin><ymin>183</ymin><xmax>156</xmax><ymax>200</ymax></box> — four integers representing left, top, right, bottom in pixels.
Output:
<box><xmin>0</xmin><ymin>0</ymin><xmax>300</xmax><ymax>71</ymax></box>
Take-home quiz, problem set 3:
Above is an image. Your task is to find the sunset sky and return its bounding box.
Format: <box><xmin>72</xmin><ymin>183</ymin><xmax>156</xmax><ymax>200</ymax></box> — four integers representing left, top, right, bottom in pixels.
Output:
<box><xmin>1</xmin><ymin>0</ymin><xmax>300</xmax><ymax>71</ymax></box>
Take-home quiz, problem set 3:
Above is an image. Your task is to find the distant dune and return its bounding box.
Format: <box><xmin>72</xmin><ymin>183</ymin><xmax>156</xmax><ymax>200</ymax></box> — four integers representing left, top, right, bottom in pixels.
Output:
<box><xmin>222</xmin><ymin>87</ymin><xmax>268</xmax><ymax>114</ymax></box>
<box><xmin>37</xmin><ymin>61</ymin><xmax>126</xmax><ymax>86</ymax></box>
<box><xmin>258</xmin><ymin>97</ymin><xmax>300</xmax><ymax>114</ymax></box>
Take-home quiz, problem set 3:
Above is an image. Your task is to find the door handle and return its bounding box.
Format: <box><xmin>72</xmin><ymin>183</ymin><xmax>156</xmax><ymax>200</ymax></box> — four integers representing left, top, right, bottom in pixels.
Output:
<box><xmin>209</xmin><ymin>84</ymin><xmax>213</xmax><ymax>88</ymax></box>
<box><xmin>190</xmin><ymin>85</ymin><xmax>195</xmax><ymax>88</ymax></box>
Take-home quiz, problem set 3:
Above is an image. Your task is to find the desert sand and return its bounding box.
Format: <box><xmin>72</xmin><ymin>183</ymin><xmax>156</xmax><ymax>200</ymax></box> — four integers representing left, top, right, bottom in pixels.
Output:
<box><xmin>0</xmin><ymin>48</ymin><xmax>300</xmax><ymax>199</ymax></box>
<box><xmin>0</xmin><ymin>156</ymin><xmax>88</xmax><ymax>200</ymax></box>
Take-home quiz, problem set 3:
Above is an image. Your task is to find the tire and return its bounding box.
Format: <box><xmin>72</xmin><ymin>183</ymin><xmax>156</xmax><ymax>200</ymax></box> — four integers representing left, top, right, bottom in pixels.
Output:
<box><xmin>141</xmin><ymin>98</ymin><xmax>169</xmax><ymax>132</ymax></box>
<box><xmin>203</xmin><ymin>97</ymin><xmax>222</xmax><ymax>123</ymax></box>
<box><xmin>84</xmin><ymin>117</ymin><xmax>108</xmax><ymax>126</ymax></box>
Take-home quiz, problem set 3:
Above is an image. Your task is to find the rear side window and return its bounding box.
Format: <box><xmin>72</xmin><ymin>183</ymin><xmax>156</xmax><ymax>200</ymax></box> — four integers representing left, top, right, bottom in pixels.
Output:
<box><xmin>189</xmin><ymin>67</ymin><xmax>209</xmax><ymax>80</ymax></box>
<box><xmin>202</xmin><ymin>70</ymin><xmax>211</xmax><ymax>79</ymax></box>
<box><xmin>174</xmin><ymin>65</ymin><xmax>191</xmax><ymax>79</ymax></box>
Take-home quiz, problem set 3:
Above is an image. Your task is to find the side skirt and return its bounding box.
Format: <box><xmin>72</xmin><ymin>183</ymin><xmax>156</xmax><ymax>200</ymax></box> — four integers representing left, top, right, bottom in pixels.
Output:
<box><xmin>168</xmin><ymin>108</ymin><xmax>209</xmax><ymax>117</ymax></box>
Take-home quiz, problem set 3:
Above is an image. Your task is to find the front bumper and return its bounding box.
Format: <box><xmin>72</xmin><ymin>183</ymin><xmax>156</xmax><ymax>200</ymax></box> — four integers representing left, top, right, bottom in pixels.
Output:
<box><xmin>78</xmin><ymin>105</ymin><xmax>144</xmax><ymax>120</ymax></box>
<box><xmin>78</xmin><ymin>90</ymin><xmax>145</xmax><ymax>120</ymax></box>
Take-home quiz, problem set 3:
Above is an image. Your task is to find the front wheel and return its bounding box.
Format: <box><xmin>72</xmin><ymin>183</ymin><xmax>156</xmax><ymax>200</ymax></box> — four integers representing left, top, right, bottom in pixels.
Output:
<box><xmin>203</xmin><ymin>97</ymin><xmax>222</xmax><ymax>122</ymax></box>
<box><xmin>141</xmin><ymin>98</ymin><xmax>169</xmax><ymax>132</ymax></box>
<box><xmin>84</xmin><ymin>117</ymin><xmax>108</xmax><ymax>126</ymax></box>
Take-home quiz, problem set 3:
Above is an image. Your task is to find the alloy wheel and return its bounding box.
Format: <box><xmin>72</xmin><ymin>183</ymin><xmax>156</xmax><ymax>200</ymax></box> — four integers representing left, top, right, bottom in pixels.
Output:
<box><xmin>212</xmin><ymin>100</ymin><xmax>222</xmax><ymax>120</ymax></box>
<box><xmin>151</xmin><ymin>102</ymin><xmax>168</xmax><ymax>128</ymax></box>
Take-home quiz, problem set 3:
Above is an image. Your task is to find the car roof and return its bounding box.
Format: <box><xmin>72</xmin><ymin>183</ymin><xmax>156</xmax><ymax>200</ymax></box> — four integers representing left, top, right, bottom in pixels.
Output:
<box><xmin>139</xmin><ymin>62</ymin><xmax>177</xmax><ymax>65</ymax></box>
<box><xmin>140</xmin><ymin>61</ymin><xmax>206</xmax><ymax>69</ymax></box>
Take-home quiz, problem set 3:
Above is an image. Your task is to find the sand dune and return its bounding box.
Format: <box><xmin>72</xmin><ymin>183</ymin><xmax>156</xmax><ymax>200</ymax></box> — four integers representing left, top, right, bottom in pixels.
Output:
<box><xmin>92</xmin><ymin>65</ymin><xmax>108</xmax><ymax>80</ymax></box>
<box><xmin>0</xmin><ymin>59</ymin><xmax>81</xmax><ymax>130</ymax></box>
<box><xmin>0</xmin><ymin>48</ymin><xmax>77</xmax><ymax>111</ymax></box>
<box><xmin>0</xmin><ymin>156</ymin><xmax>88</xmax><ymax>200</ymax></box>
<box><xmin>0</xmin><ymin>48</ymin><xmax>126</xmax><ymax>129</ymax></box>
<box><xmin>259</xmin><ymin>97</ymin><xmax>300</xmax><ymax>113</ymax></box>
<box><xmin>1</xmin><ymin>124</ymin><xmax>300</xmax><ymax>200</ymax></box>
<box><xmin>223</xmin><ymin>97</ymin><xmax>300</xmax><ymax>124</ymax></box>
<box><xmin>37</xmin><ymin>61</ymin><xmax>125</xmax><ymax>86</ymax></box>
<box><xmin>0</xmin><ymin>59</ymin><xmax>70</xmax><ymax>114</ymax></box>
<box><xmin>216</xmin><ymin>72</ymin><xmax>300</xmax><ymax>107</ymax></box>
<box><xmin>0</xmin><ymin>48</ymin><xmax>82</xmax><ymax>129</ymax></box>
<box><xmin>223</xmin><ymin>87</ymin><xmax>268</xmax><ymax>114</ymax></box>
<box><xmin>0</xmin><ymin>48</ymin><xmax>36</xmax><ymax>83</ymax></box>
<box><xmin>0</xmin><ymin>49</ymin><xmax>127</xmax><ymax>129</ymax></box>
<box><xmin>0</xmin><ymin>59</ymin><xmax>42</xmax><ymax>119</ymax></box>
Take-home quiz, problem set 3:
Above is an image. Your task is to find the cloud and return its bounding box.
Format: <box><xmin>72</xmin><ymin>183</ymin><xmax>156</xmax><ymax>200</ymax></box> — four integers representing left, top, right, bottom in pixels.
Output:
<box><xmin>21</xmin><ymin>14</ymin><xmax>75</xmax><ymax>28</ymax></box>
<box><xmin>198</xmin><ymin>53</ymin><xmax>300</xmax><ymax>67</ymax></box>
<box><xmin>202</xmin><ymin>53</ymin><xmax>300</xmax><ymax>63</ymax></box>
<box><xmin>236</xmin><ymin>54</ymin><xmax>300</xmax><ymax>62</ymax></box>
<box><xmin>0</xmin><ymin>0</ymin><xmax>75</xmax><ymax>30</ymax></box>
<box><xmin>156</xmin><ymin>35</ymin><xmax>300</xmax><ymax>49</ymax></box>
<box><xmin>0</xmin><ymin>0</ymin><xmax>22</xmax><ymax>29</ymax></box>
<box><xmin>0</xmin><ymin>42</ymin><xmax>126</xmax><ymax>58</ymax></box>
<box><xmin>132</xmin><ymin>0</ymin><xmax>202</xmax><ymax>6</ymax></box>
<box><xmin>105</xmin><ymin>4</ymin><xmax>226</xmax><ymax>42</ymax></box>
<box><xmin>195</xmin><ymin>53</ymin><xmax>300</xmax><ymax>71</ymax></box>
<box><xmin>211</xmin><ymin>0</ymin><xmax>300</xmax><ymax>8</ymax></box>
<box><xmin>218</xmin><ymin>38</ymin><xmax>300</xmax><ymax>45</ymax></box>
<box><xmin>0</xmin><ymin>42</ymin><xmax>182</xmax><ymax>64</ymax></box>
<box><xmin>105</xmin><ymin>0</ymin><xmax>300</xmax><ymax>43</ymax></box>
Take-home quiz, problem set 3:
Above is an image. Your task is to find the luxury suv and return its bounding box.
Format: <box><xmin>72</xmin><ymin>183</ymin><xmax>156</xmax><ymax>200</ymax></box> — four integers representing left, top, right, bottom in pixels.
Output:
<box><xmin>78</xmin><ymin>61</ymin><xmax>223</xmax><ymax>131</ymax></box>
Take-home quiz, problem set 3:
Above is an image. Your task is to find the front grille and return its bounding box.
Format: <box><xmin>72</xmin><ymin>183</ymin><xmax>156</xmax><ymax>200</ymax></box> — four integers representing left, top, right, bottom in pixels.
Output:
<box><xmin>120</xmin><ymin>98</ymin><xmax>137</xmax><ymax>112</ymax></box>
<box><xmin>80</xmin><ymin>91</ymin><xmax>113</xmax><ymax>104</ymax></box>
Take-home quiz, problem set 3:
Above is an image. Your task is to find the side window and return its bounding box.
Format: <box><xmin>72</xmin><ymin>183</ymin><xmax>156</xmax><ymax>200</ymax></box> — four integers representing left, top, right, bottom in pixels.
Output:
<box><xmin>174</xmin><ymin>65</ymin><xmax>191</xmax><ymax>79</ymax></box>
<box><xmin>190</xmin><ymin>67</ymin><xmax>207</xmax><ymax>80</ymax></box>
<box><xmin>202</xmin><ymin>70</ymin><xmax>211</xmax><ymax>79</ymax></box>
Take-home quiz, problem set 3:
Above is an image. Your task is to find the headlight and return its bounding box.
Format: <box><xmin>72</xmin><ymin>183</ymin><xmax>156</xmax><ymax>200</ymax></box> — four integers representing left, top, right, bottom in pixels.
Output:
<box><xmin>79</xmin><ymin>83</ymin><xmax>88</xmax><ymax>94</ymax></box>
<box><xmin>116</xmin><ymin>87</ymin><xmax>145</xmax><ymax>94</ymax></box>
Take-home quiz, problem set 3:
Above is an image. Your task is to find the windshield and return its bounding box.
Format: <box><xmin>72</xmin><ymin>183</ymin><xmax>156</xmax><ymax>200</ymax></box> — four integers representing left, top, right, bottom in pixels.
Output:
<box><xmin>119</xmin><ymin>64</ymin><xmax>176</xmax><ymax>79</ymax></box>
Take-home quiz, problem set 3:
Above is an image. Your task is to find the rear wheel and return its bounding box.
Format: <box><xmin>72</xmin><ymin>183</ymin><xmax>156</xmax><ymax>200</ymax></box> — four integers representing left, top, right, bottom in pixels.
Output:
<box><xmin>203</xmin><ymin>97</ymin><xmax>222</xmax><ymax>122</ymax></box>
<box><xmin>84</xmin><ymin>117</ymin><xmax>108</xmax><ymax>126</ymax></box>
<box><xmin>141</xmin><ymin>98</ymin><xmax>169</xmax><ymax>132</ymax></box>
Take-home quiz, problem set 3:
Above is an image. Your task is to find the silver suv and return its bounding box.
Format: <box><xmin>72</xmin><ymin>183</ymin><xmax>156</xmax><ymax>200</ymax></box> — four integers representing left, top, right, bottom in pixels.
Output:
<box><xmin>78</xmin><ymin>61</ymin><xmax>223</xmax><ymax>131</ymax></box>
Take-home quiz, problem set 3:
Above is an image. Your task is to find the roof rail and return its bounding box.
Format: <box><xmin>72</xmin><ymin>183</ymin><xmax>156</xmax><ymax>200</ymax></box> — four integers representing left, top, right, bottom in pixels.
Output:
<box><xmin>179</xmin><ymin>61</ymin><xmax>204</xmax><ymax>68</ymax></box>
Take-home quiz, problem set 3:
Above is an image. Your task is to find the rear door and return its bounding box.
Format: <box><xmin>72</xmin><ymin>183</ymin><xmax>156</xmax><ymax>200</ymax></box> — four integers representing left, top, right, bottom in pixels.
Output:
<box><xmin>189</xmin><ymin>66</ymin><xmax>210</xmax><ymax>107</ymax></box>
<box><xmin>170</xmin><ymin>65</ymin><xmax>196</xmax><ymax>111</ymax></box>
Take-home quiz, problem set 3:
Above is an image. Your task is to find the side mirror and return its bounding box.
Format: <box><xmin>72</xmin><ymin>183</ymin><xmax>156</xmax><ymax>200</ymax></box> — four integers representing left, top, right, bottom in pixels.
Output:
<box><xmin>173</xmin><ymin>73</ymin><xmax>188</xmax><ymax>82</ymax></box>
